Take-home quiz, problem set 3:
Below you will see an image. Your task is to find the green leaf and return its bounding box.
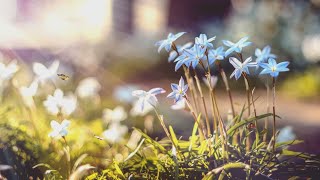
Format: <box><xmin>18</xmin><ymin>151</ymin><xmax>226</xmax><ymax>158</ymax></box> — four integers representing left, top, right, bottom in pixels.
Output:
<box><xmin>203</xmin><ymin>163</ymin><xmax>250</xmax><ymax>180</ymax></box>
<box><xmin>214</xmin><ymin>113</ymin><xmax>275</xmax><ymax>149</ymax></box>
<box><xmin>169</xmin><ymin>126</ymin><xmax>179</xmax><ymax>148</ymax></box>
<box><xmin>281</xmin><ymin>149</ymin><xmax>310</xmax><ymax>159</ymax></box>
<box><xmin>276</xmin><ymin>140</ymin><xmax>303</xmax><ymax>148</ymax></box>
<box><xmin>133</xmin><ymin>128</ymin><xmax>166</xmax><ymax>152</ymax></box>
<box><xmin>189</xmin><ymin>114</ymin><xmax>200</xmax><ymax>151</ymax></box>
<box><xmin>113</xmin><ymin>160</ymin><xmax>125</xmax><ymax>178</ymax></box>
<box><xmin>124</xmin><ymin>138</ymin><xmax>145</xmax><ymax>162</ymax></box>
<box><xmin>198</xmin><ymin>140</ymin><xmax>208</xmax><ymax>155</ymax></box>
<box><xmin>72</xmin><ymin>153</ymin><xmax>88</xmax><ymax>173</ymax></box>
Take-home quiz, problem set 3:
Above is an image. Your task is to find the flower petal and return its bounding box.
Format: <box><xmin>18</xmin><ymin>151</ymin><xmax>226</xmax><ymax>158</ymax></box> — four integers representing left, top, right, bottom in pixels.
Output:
<box><xmin>148</xmin><ymin>88</ymin><xmax>166</xmax><ymax>95</ymax></box>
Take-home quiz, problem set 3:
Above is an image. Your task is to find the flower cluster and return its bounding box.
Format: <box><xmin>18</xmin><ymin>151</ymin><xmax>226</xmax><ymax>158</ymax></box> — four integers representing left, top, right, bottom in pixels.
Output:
<box><xmin>155</xmin><ymin>32</ymin><xmax>289</xmax><ymax>79</ymax></box>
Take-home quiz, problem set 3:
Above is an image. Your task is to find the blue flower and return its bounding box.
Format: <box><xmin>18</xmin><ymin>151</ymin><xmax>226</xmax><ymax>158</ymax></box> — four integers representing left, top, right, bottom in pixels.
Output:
<box><xmin>168</xmin><ymin>42</ymin><xmax>193</xmax><ymax>62</ymax></box>
<box><xmin>229</xmin><ymin>56</ymin><xmax>253</xmax><ymax>80</ymax></box>
<box><xmin>182</xmin><ymin>44</ymin><xmax>206</xmax><ymax>69</ymax></box>
<box><xmin>132</xmin><ymin>88</ymin><xmax>166</xmax><ymax>111</ymax></box>
<box><xmin>255</xmin><ymin>45</ymin><xmax>276</xmax><ymax>64</ymax></box>
<box><xmin>167</xmin><ymin>77</ymin><xmax>188</xmax><ymax>103</ymax></box>
<box><xmin>259</xmin><ymin>58</ymin><xmax>289</xmax><ymax>77</ymax></box>
<box><xmin>208</xmin><ymin>46</ymin><xmax>225</xmax><ymax>65</ymax></box>
<box><xmin>223</xmin><ymin>36</ymin><xmax>252</xmax><ymax>56</ymax></box>
<box><xmin>195</xmin><ymin>34</ymin><xmax>216</xmax><ymax>49</ymax></box>
<box><xmin>174</xmin><ymin>52</ymin><xmax>191</xmax><ymax>71</ymax></box>
<box><xmin>155</xmin><ymin>32</ymin><xmax>186</xmax><ymax>53</ymax></box>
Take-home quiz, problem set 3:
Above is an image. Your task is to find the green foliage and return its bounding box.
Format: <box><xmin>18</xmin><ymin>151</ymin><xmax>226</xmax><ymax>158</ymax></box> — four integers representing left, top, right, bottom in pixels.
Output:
<box><xmin>85</xmin><ymin>111</ymin><xmax>320</xmax><ymax>179</ymax></box>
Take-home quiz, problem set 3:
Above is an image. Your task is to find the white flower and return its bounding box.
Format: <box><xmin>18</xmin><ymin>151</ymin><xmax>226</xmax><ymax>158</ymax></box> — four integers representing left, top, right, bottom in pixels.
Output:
<box><xmin>103</xmin><ymin>106</ymin><xmax>127</xmax><ymax>124</ymax></box>
<box><xmin>33</xmin><ymin>60</ymin><xmax>59</xmax><ymax>82</ymax></box>
<box><xmin>0</xmin><ymin>60</ymin><xmax>19</xmax><ymax>80</ymax></box>
<box><xmin>229</xmin><ymin>57</ymin><xmax>254</xmax><ymax>80</ymax></box>
<box><xmin>19</xmin><ymin>80</ymin><xmax>38</xmax><ymax>107</ymax></box>
<box><xmin>103</xmin><ymin>123</ymin><xmax>128</xmax><ymax>143</ymax></box>
<box><xmin>48</xmin><ymin>120</ymin><xmax>71</xmax><ymax>138</ymax></box>
<box><xmin>76</xmin><ymin>77</ymin><xmax>101</xmax><ymax>98</ymax></box>
<box><xmin>132</xmin><ymin>88</ymin><xmax>166</xmax><ymax>112</ymax></box>
<box><xmin>130</xmin><ymin>99</ymin><xmax>153</xmax><ymax>116</ymax></box>
<box><xmin>20</xmin><ymin>80</ymin><xmax>38</xmax><ymax>97</ymax></box>
<box><xmin>43</xmin><ymin>89</ymin><xmax>77</xmax><ymax>116</ymax></box>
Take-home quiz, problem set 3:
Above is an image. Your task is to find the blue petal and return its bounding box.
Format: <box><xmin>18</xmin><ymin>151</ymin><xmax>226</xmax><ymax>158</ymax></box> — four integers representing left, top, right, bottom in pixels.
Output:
<box><xmin>270</xmin><ymin>71</ymin><xmax>279</xmax><ymax>77</ymax></box>
<box><xmin>260</xmin><ymin>68</ymin><xmax>273</xmax><ymax>75</ymax></box>
<box><xmin>259</xmin><ymin>63</ymin><xmax>270</xmax><ymax>69</ymax></box>
<box><xmin>222</xmin><ymin>40</ymin><xmax>234</xmax><ymax>47</ymax></box>
<box><xmin>268</xmin><ymin>58</ymin><xmax>277</xmax><ymax>66</ymax></box>
<box><xmin>171</xmin><ymin>83</ymin><xmax>179</xmax><ymax>91</ymax></box>
<box><xmin>235</xmin><ymin>70</ymin><xmax>242</xmax><ymax>80</ymax></box>
<box><xmin>183</xmin><ymin>85</ymin><xmax>188</xmax><ymax>93</ymax></box>
<box><xmin>149</xmin><ymin>88</ymin><xmax>165</xmax><ymax>95</ymax></box>
<box><xmin>175</xmin><ymin>94</ymin><xmax>182</xmax><ymax>103</ymax></box>
<box><xmin>241</xmin><ymin>41</ymin><xmax>252</xmax><ymax>47</ymax></box>
<box><xmin>225</xmin><ymin>47</ymin><xmax>236</xmax><ymax>56</ymax></box>
<box><xmin>167</xmin><ymin>91</ymin><xmax>176</xmax><ymax>98</ymax></box>
<box><xmin>276</xmin><ymin>61</ymin><xmax>289</xmax><ymax>69</ymax></box>
<box><xmin>179</xmin><ymin>77</ymin><xmax>185</xmax><ymax>88</ymax></box>
<box><xmin>255</xmin><ymin>48</ymin><xmax>262</xmax><ymax>57</ymax></box>
<box><xmin>157</xmin><ymin>41</ymin><xmax>166</xmax><ymax>53</ymax></box>
<box><xmin>238</xmin><ymin>36</ymin><xmax>249</xmax><ymax>44</ymax></box>
<box><xmin>164</xmin><ymin>44</ymin><xmax>172</xmax><ymax>52</ymax></box>
<box><xmin>168</xmin><ymin>51</ymin><xmax>178</xmax><ymax>62</ymax></box>
<box><xmin>175</xmin><ymin>60</ymin><xmax>185</xmax><ymax>71</ymax></box>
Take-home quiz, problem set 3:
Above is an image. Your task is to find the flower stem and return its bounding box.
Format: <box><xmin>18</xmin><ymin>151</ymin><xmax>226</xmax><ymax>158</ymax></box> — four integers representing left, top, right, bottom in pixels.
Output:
<box><xmin>242</xmin><ymin>73</ymin><xmax>253</xmax><ymax>151</ymax></box>
<box><xmin>194</xmin><ymin>75</ymin><xmax>211</xmax><ymax>136</ymax></box>
<box><xmin>216</xmin><ymin>62</ymin><xmax>236</xmax><ymax>118</ymax></box>
<box><xmin>184</xmin><ymin>96</ymin><xmax>206</xmax><ymax>140</ymax></box>
<box><xmin>263</xmin><ymin>79</ymin><xmax>270</xmax><ymax>142</ymax></box>
<box><xmin>251</xmin><ymin>87</ymin><xmax>259</xmax><ymax>148</ymax></box>
<box><xmin>272</xmin><ymin>77</ymin><xmax>276</xmax><ymax>152</ymax></box>
<box><xmin>153</xmin><ymin>108</ymin><xmax>184</xmax><ymax>160</ymax></box>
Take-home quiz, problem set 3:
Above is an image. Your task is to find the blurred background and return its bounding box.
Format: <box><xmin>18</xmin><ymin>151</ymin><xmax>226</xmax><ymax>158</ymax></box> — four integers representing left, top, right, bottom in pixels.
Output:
<box><xmin>0</xmin><ymin>0</ymin><xmax>320</xmax><ymax>178</ymax></box>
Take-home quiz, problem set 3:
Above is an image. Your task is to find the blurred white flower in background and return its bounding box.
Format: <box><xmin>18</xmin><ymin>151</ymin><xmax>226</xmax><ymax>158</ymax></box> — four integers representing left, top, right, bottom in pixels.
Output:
<box><xmin>48</xmin><ymin>119</ymin><xmax>71</xmax><ymax>138</ymax></box>
<box><xmin>276</xmin><ymin>126</ymin><xmax>296</xmax><ymax>143</ymax></box>
<box><xmin>203</xmin><ymin>75</ymin><xmax>218</xmax><ymax>89</ymax></box>
<box><xmin>113</xmin><ymin>85</ymin><xmax>140</xmax><ymax>103</ymax></box>
<box><xmin>170</xmin><ymin>98</ymin><xmax>186</xmax><ymax>110</ymax></box>
<box><xmin>103</xmin><ymin>123</ymin><xmax>128</xmax><ymax>143</ymax></box>
<box><xmin>43</xmin><ymin>89</ymin><xmax>77</xmax><ymax>116</ymax></box>
<box><xmin>0</xmin><ymin>60</ymin><xmax>19</xmax><ymax>81</ymax></box>
<box><xmin>76</xmin><ymin>77</ymin><xmax>101</xmax><ymax>98</ymax></box>
<box><xmin>33</xmin><ymin>60</ymin><xmax>59</xmax><ymax>83</ymax></box>
<box><xmin>19</xmin><ymin>80</ymin><xmax>38</xmax><ymax>107</ymax></box>
<box><xmin>302</xmin><ymin>34</ymin><xmax>320</xmax><ymax>63</ymax></box>
<box><xmin>103</xmin><ymin>106</ymin><xmax>127</xmax><ymax>124</ymax></box>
